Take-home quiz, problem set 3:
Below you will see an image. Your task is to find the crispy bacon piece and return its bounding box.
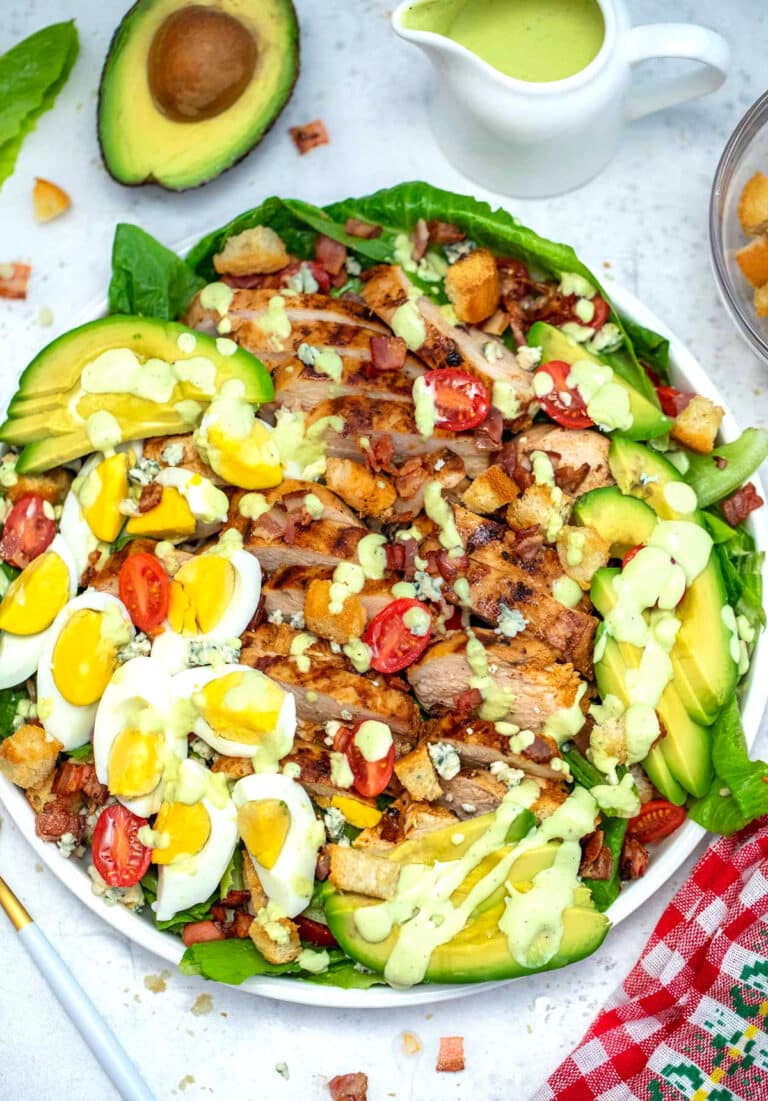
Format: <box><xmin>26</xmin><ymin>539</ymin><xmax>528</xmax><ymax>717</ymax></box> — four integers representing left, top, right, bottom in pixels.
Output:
<box><xmin>369</xmin><ymin>334</ymin><xmax>407</xmax><ymax>372</ymax></box>
<box><xmin>328</xmin><ymin>1073</ymin><xmax>368</xmax><ymax>1101</ymax></box>
<box><xmin>474</xmin><ymin>406</ymin><xmax>504</xmax><ymax>450</ymax></box>
<box><xmin>35</xmin><ymin>793</ymin><xmax>85</xmax><ymax>843</ymax></box>
<box><xmin>363</xmin><ymin>435</ymin><xmax>395</xmax><ymax>474</ymax></box>
<box><xmin>411</xmin><ymin>217</ymin><xmax>429</xmax><ymax>262</ymax></box>
<box><xmin>427</xmin><ymin>220</ymin><xmax>465</xmax><ymax>245</ymax></box>
<box><xmin>579</xmin><ymin>829</ymin><xmax>613</xmax><ymax>880</ymax></box>
<box><xmin>315</xmin><ymin>233</ymin><xmax>347</xmax><ymax>275</ymax></box>
<box><xmin>436</xmin><ymin>1037</ymin><xmax>465</xmax><ymax>1073</ymax></box>
<box><xmin>620</xmin><ymin>836</ymin><xmax>650</xmax><ymax>880</ymax></box>
<box><xmin>556</xmin><ymin>462</ymin><xmax>591</xmax><ymax>494</ymax></box>
<box><xmin>289</xmin><ymin>119</ymin><xmax>329</xmax><ymax>155</ymax></box>
<box><xmin>511</xmin><ymin>525</ymin><xmax>545</xmax><ymax>565</ymax></box>
<box><xmin>0</xmin><ymin>262</ymin><xmax>31</xmax><ymax>299</ymax></box>
<box><xmin>344</xmin><ymin>217</ymin><xmax>382</xmax><ymax>239</ymax></box>
<box><xmin>182</xmin><ymin>921</ymin><xmax>226</xmax><ymax>946</ymax></box>
<box><xmin>455</xmin><ymin>688</ymin><xmax>482</xmax><ymax>715</ymax></box>
<box><xmin>385</xmin><ymin>538</ymin><xmax>418</xmax><ymax>578</ymax></box>
<box><xmin>435</xmin><ymin>550</ymin><xmax>469</xmax><ymax>584</ymax></box>
<box><xmin>138</xmin><ymin>483</ymin><xmax>163</xmax><ymax>513</ymax></box>
<box><xmin>714</xmin><ymin>455</ymin><xmax>728</xmax><ymax>470</ymax></box>
<box><xmin>721</xmin><ymin>482</ymin><xmax>764</xmax><ymax>526</ymax></box>
<box><xmin>53</xmin><ymin>761</ymin><xmax>108</xmax><ymax>805</ymax></box>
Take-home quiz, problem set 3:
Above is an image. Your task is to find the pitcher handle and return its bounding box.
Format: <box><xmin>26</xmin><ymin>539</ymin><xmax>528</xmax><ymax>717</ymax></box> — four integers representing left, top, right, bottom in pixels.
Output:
<box><xmin>626</xmin><ymin>24</ymin><xmax>730</xmax><ymax>121</ymax></box>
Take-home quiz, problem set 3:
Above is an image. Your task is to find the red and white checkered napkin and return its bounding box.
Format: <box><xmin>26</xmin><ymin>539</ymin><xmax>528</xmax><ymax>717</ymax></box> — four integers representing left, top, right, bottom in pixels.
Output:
<box><xmin>532</xmin><ymin>819</ymin><xmax>768</xmax><ymax>1101</ymax></box>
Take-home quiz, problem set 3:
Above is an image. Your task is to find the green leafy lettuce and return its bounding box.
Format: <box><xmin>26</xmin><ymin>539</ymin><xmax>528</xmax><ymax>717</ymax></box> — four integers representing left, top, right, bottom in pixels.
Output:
<box><xmin>108</xmin><ymin>224</ymin><xmax>205</xmax><ymax>321</ymax></box>
<box><xmin>0</xmin><ymin>21</ymin><xmax>79</xmax><ymax>189</ymax></box>
<box><xmin>689</xmin><ymin>698</ymin><xmax>768</xmax><ymax>835</ymax></box>
<box><xmin>140</xmin><ymin>872</ymin><xmax>216</xmax><ymax>932</ymax></box>
<box><xmin>685</xmin><ymin>428</ymin><xmax>768</xmax><ymax>508</ymax></box>
<box><xmin>0</xmin><ymin>687</ymin><xmax>25</xmax><ymax>740</ymax></box>
<box><xmin>179</xmin><ymin>938</ymin><xmax>385</xmax><ymax>989</ymax></box>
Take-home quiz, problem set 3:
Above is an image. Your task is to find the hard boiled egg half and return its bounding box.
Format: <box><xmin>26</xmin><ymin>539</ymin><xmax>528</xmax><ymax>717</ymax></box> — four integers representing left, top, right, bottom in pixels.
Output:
<box><xmin>125</xmin><ymin>468</ymin><xmax>229</xmax><ymax>543</ymax></box>
<box><xmin>93</xmin><ymin>656</ymin><xmax>186</xmax><ymax>817</ymax></box>
<box><xmin>59</xmin><ymin>448</ymin><xmax>138</xmax><ymax>575</ymax></box>
<box><xmin>36</xmin><ymin>590</ymin><xmax>134</xmax><ymax>750</ymax></box>
<box><xmin>233</xmin><ymin>773</ymin><xmax>325</xmax><ymax>918</ymax></box>
<box><xmin>151</xmin><ymin>758</ymin><xmax>238</xmax><ymax>922</ymax></box>
<box><xmin>0</xmin><ymin>535</ymin><xmax>77</xmax><ymax>689</ymax></box>
<box><xmin>172</xmin><ymin>664</ymin><xmax>295</xmax><ymax>767</ymax></box>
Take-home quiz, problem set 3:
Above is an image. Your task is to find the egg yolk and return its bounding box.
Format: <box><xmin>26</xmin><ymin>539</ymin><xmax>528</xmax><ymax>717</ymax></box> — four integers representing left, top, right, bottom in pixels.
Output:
<box><xmin>108</xmin><ymin>728</ymin><xmax>164</xmax><ymax>798</ymax></box>
<box><xmin>238</xmin><ymin>798</ymin><xmax>291</xmax><ymax>870</ymax></box>
<box><xmin>198</xmin><ymin>669</ymin><xmax>285</xmax><ymax>742</ymax></box>
<box><xmin>168</xmin><ymin>555</ymin><xmax>235</xmax><ymax>635</ymax></box>
<box><xmin>125</xmin><ymin>486</ymin><xmax>196</xmax><ymax>539</ymax></box>
<box><xmin>207</xmin><ymin>420</ymin><xmax>283</xmax><ymax>491</ymax></box>
<box><xmin>52</xmin><ymin>610</ymin><xmax>119</xmax><ymax>706</ymax></box>
<box><xmin>152</xmin><ymin>800</ymin><xmax>211</xmax><ymax>864</ymax></box>
<box><xmin>82</xmin><ymin>452</ymin><xmax>130</xmax><ymax>542</ymax></box>
<box><xmin>0</xmin><ymin>551</ymin><xmax>70</xmax><ymax>636</ymax></box>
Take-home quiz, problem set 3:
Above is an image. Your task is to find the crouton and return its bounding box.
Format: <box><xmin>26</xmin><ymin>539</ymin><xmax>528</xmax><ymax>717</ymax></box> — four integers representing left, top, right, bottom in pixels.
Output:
<box><xmin>33</xmin><ymin>178</ymin><xmax>70</xmax><ymax>223</ymax></box>
<box><xmin>325</xmin><ymin>458</ymin><xmax>396</xmax><ymax>517</ymax></box>
<box><xmin>213</xmin><ymin>226</ymin><xmax>290</xmax><ymax>276</ymax></box>
<box><xmin>532</xmin><ymin>781</ymin><xmax>571</xmax><ymax>821</ymax></box>
<box><xmin>735</xmin><ymin>235</ymin><xmax>768</xmax><ymax>287</ymax></box>
<box><xmin>556</xmin><ymin>525</ymin><xmax>611</xmax><ymax>589</ymax></box>
<box><xmin>738</xmin><ymin>172</ymin><xmax>768</xmax><ymax>236</ymax></box>
<box><xmin>25</xmin><ymin>770</ymin><xmax>56</xmax><ymax>814</ymax></box>
<box><xmin>403</xmin><ymin>802</ymin><xmax>458</xmax><ymax>837</ymax></box>
<box><xmin>242</xmin><ymin>850</ymin><xmax>268</xmax><ymax>912</ymax></box>
<box><xmin>506</xmin><ymin>484</ymin><xmax>573</xmax><ymax>536</ymax></box>
<box><xmin>444</xmin><ymin>248</ymin><xmax>500</xmax><ymax>324</ymax></box>
<box><xmin>755</xmin><ymin>283</ymin><xmax>768</xmax><ymax>318</ymax></box>
<box><xmin>211</xmin><ymin>755</ymin><xmax>254</xmax><ymax>779</ymax></box>
<box><xmin>394</xmin><ymin>744</ymin><xmax>443</xmax><ymax>802</ymax></box>
<box><xmin>670</xmin><ymin>394</ymin><xmax>724</xmax><ymax>454</ymax></box>
<box><xmin>6</xmin><ymin>468</ymin><xmax>74</xmax><ymax>506</ymax></box>
<box><xmin>0</xmin><ymin>724</ymin><xmax>61</xmax><ymax>790</ymax></box>
<box><xmin>248</xmin><ymin>914</ymin><xmax>301</xmax><ymax>965</ymax></box>
<box><xmin>461</xmin><ymin>464</ymin><xmax>520</xmax><ymax>515</ymax></box>
<box><xmin>328</xmin><ymin>845</ymin><xmax>401</xmax><ymax>899</ymax></box>
<box><xmin>304</xmin><ymin>579</ymin><xmax>366</xmax><ymax>645</ymax></box>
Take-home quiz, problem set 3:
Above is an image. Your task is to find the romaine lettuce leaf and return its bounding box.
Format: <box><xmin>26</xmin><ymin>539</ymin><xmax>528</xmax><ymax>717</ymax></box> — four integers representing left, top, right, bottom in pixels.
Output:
<box><xmin>0</xmin><ymin>687</ymin><xmax>25</xmax><ymax>740</ymax></box>
<box><xmin>179</xmin><ymin>938</ymin><xmax>386</xmax><ymax>989</ymax></box>
<box><xmin>684</xmin><ymin>428</ymin><xmax>768</xmax><ymax>507</ymax></box>
<box><xmin>108</xmin><ymin>224</ymin><xmax>204</xmax><ymax>320</ymax></box>
<box><xmin>689</xmin><ymin>698</ymin><xmax>768</xmax><ymax>835</ymax></box>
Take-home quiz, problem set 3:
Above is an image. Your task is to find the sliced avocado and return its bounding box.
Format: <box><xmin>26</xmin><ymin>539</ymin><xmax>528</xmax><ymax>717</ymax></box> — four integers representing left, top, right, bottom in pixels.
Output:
<box><xmin>572</xmin><ymin>486</ymin><xmax>657</xmax><ymax>556</ymax></box>
<box><xmin>527</xmin><ymin>322</ymin><xmax>671</xmax><ymax>441</ymax></box>
<box><xmin>591</xmin><ymin>568</ymin><xmax>712</xmax><ymax>797</ymax></box>
<box><xmin>643</xmin><ymin>744</ymin><xmax>688</xmax><ymax>807</ymax></box>
<box><xmin>98</xmin><ymin>0</ymin><xmax>299</xmax><ymax>191</ymax></box>
<box><xmin>0</xmin><ymin>315</ymin><xmax>272</xmax><ymax>474</ymax></box>
<box><xmin>608</xmin><ymin>438</ymin><xmax>738</xmax><ymax>724</ymax></box>
<box><xmin>323</xmin><ymin>811</ymin><xmax>610</xmax><ymax>983</ymax></box>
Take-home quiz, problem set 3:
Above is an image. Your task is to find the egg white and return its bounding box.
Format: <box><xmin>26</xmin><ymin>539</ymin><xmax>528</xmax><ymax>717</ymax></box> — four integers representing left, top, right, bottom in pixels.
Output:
<box><xmin>93</xmin><ymin>656</ymin><xmax>186</xmax><ymax>817</ymax></box>
<box><xmin>0</xmin><ymin>535</ymin><xmax>78</xmax><ymax>690</ymax></box>
<box><xmin>153</xmin><ymin>760</ymin><xmax>238</xmax><ymax>922</ymax></box>
<box><xmin>36</xmin><ymin>589</ymin><xmax>134</xmax><ymax>750</ymax></box>
<box><xmin>233</xmin><ymin>772</ymin><xmax>324</xmax><ymax>918</ymax></box>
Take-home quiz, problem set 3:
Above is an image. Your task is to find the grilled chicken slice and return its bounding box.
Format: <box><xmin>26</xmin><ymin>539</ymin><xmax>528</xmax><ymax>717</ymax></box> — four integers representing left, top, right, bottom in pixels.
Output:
<box><xmin>229</xmin><ymin>479</ymin><xmax>363</xmax><ymax>534</ymax></box>
<box><xmin>439</xmin><ymin>771</ymin><xmax>508</xmax><ymax>818</ymax></box>
<box><xmin>273</xmin><ymin>359</ymin><xmax>420</xmax><ymax>410</ymax></box>
<box><xmin>263</xmin><ymin>566</ymin><xmax>394</xmax><ymax>624</ymax></box>
<box><xmin>242</xmin><ymin>512</ymin><xmax>370</xmax><ymax>573</ymax></box>
<box><xmin>362</xmin><ymin>265</ymin><xmax>535</xmax><ymax>409</ymax></box>
<box><xmin>305</xmin><ymin>396</ymin><xmax>490</xmax><ymax>478</ymax></box>
<box><xmin>515</xmin><ymin>425</ymin><xmax>614</xmax><ymax>496</ymax></box>
<box><xmin>409</xmin><ymin>630</ymin><xmax>585</xmax><ymax>732</ymax></box>
<box><xmin>425</xmin><ymin>714</ymin><xmax>562</xmax><ymax>778</ymax></box>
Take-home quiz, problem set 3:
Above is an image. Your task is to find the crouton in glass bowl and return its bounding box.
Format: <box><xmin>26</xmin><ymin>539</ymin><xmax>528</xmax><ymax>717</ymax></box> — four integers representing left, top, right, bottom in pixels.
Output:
<box><xmin>710</xmin><ymin>89</ymin><xmax>768</xmax><ymax>360</ymax></box>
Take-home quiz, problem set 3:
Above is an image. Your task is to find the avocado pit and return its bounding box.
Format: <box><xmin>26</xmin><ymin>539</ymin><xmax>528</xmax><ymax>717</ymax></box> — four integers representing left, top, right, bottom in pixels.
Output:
<box><xmin>147</xmin><ymin>5</ymin><xmax>257</xmax><ymax>122</ymax></box>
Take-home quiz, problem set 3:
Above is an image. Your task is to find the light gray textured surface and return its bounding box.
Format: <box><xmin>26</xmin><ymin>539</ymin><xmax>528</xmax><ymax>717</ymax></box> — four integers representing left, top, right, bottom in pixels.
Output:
<box><xmin>1</xmin><ymin>2</ymin><xmax>767</xmax><ymax>1099</ymax></box>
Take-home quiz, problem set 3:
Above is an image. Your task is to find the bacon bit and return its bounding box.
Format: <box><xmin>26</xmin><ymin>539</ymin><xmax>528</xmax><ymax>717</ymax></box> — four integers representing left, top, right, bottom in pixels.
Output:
<box><xmin>620</xmin><ymin>836</ymin><xmax>649</xmax><ymax>881</ymax></box>
<box><xmin>436</xmin><ymin>549</ymin><xmax>468</xmax><ymax>583</ymax></box>
<box><xmin>33</xmin><ymin>177</ymin><xmax>71</xmax><ymax>223</ymax></box>
<box><xmin>385</xmin><ymin>539</ymin><xmax>418</xmax><ymax>578</ymax></box>
<box><xmin>35</xmin><ymin>793</ymin><xmax>85</xmax><ymax>843</ymax></box>
<box><xmin>521</xmin><ymin>734</ymin><xmax>556</xmax><ymax>765</ymax></box>
<box><xmin>0</xmin><ymin>262</ymin><xmax>31</xmax><ymax>300</ymax></box>
<box><xmin>656</xmin><ymin>385</ymin><xmax>694</xmax><ymax>417</ymax></box>
<box><xmin>504</xmin><ymin>300</ymin><xmax>528</xmax><ymax>348</ymax></box>
<box><xmin>221</xmin><ymin>271</ymin><xmax>272</xmax><ymax>290</ymax></box>
<box><xmin>714</xmin><ymin>455</ymin><xmax>728</xmax><ymax>470</ymax></box>
<box><xmin>344</xmin><ymin>217</ymin><xmax>382</xmax><ymax>240</ymax></box>
<box><xmin>316</xmin><ymin>234</ymin><xmax>347</xmax><ymax>276</ymax></box>
<box><xmin>182</xmin><ymin>921</ymin><xmax>226</xmax><ymax>947</ymax></box>
<box><xmin>315</xmin><ymin>847</ymin><xmax>331</xmax><ymax>881</ymax></box>
<box><xmin>411</xmin><ymin>218</ymin><xmax>430</xmax><ymax>262</ymax></box>
<box><xmin>402</xmin><ymin>1031</ymin><xmax>421</xmax><ymax>1055</ymax></box>
<box><xmin>455</xmin><ymin>687</ymin><xmax>482</xmax><ymax>716</ymax></box>
<box><xmin>579</xmin><ymin>830</ymin><xmax>613</xmax><ymax>880</ymax></box>
<box><xmin>328</xmin><ymin>1072</ymin><xmax>368</xmax><ymax>1101</ymax></box>
<box><xmin>512</xmin><ymin>525</ymin><xmax>545</xmax><ymax>564</ymax></box>
<box><xmin>426</xmin><ymin>220</ymin><xmax>465</xmax><ymax>245</ymax></box>
<box><xmin>721</xmin><ymin>482</ymin><xmax>764</xmax><ymax>526</ymax></box>
<box><xmin>53</xmin><ymin>761</ymin><xmax>108</xmax><ymax>806</ymax></box>
<box><xmin>227</xmin><ymin>911</ymin><xmax>254</xmax><ymax>938</ymax></box>
<box><xmin>138</xmin><ymin>483</ymin><xmax>163</xmax><ymax>513</ymax></box>
<box><xmin>436</xmin><ymin>1036</ymin><xmax>465</xmax><ymax>1073</ymax></box>
<box><xmin>556</xmin><ymin>462</ymin><xmax>591</xmax><ymax>494</ymax></box>
<box><xmin>393</xmin><ymin>455</ymin><xmax>431</xmax><ymax>500</ymax></box>
<box><xmin>289</xmin><ymin>119</ymin><xmax>329</xmax><ymax>155</ymax></box>
<box><xmin>369</xmin><ymin>334</ymin><xmax>407</xmax><ymax>372</ymax></box>
<box><xmin>219</xmin><ymin>889</ymin><xmax>251</xmax><ymax>908</ymax></box>
<box><xmin>481</xmin><ymin>309</ymin><xmax>510</xmax><ymax>336</ymax></box>
<box><xmin>363</xmin><ymin>435</ymin><xmax>395</xmax><ymax>474</ymax></box>
<box><xmin>474</xmin><ymin>405</ymin><xmax>504</xmax><ymax>451</ymax></box>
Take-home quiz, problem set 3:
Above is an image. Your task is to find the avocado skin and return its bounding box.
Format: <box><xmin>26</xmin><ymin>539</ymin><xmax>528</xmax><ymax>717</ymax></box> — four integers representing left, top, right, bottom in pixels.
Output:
<box><xmin>527</xmin><ymin>322</ymin><xmax>671</xmax><ymax>441</ymax></box>
<box><xmin>97</xmin><ymin>0</ymin><xmax>300</xmax><ymax>191</ymax></box>
<box><xmin>323</xmin><ymin>813</ymin><xmax>610</xmax><ymax>984</ymax></box>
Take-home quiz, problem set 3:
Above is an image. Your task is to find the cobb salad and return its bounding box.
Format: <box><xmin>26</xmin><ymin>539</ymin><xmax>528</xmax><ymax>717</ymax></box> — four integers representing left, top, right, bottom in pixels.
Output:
<box><xmin>1</xmin><ymin>183</ymin><xmax>766</xmax><ymax>991</ymax></box>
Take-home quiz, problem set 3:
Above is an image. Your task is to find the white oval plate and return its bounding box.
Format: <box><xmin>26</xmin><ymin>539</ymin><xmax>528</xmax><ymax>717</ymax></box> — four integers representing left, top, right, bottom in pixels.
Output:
<box><xmin>1</xmin><ymin>279</ymin><xmax>766</xmax><ymax>1008</ymax></box>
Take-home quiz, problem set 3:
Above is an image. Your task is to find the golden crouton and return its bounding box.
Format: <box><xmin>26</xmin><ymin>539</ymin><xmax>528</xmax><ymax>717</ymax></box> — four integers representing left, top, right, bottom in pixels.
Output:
<box><xmin>755</xmin><ymin>284</ymin><xmax>768</xmax><ymax>318</ymax></box>
<box><xmin>738</xmin><ymin>172</ymin><xmax>768</xmax><ymax>236</ymax></box>
<box><xmin>461</xmin><ymin>464</ymin><xmax>520</xmax><ymax>515</ymax></box>
<box><xmin>304</xmin><ymin>579</ymin><xmax>366</xmax><ymax>645</ymax></box>
<box><xmin>532</xmin><ymin>780</ymin><xmax>570</xmax><ymax>821</ymax></box>
<box><xmin>213</xmin><ymin>226</ymin><xmax>290</xmax><ymax>276</ymax></box>
<box><xmin>402</xmin><ymin>802</ymin><xmax>458</xmax><ymax>838</ymax></box>
<box><xmin>506</xmin><ymin>484</ymin><xmax>573</xmax><ymax>536</ymax></box>
<box><xmin>242</xmin><ymin>850</ymin><xmax>268</xmax><ymax>912</ymax></box>
<box><xmin>211</xmin><ymin>755</ymin><xmax>254</xmax><ymax>780</ymax></box>
<box><xmin>248</xmin><ymin>915</ymin><xmax>301</xmax><ymax>965</ymax></box>
<box><xmin>6</xmin><ymin>468</ymin><xmax>73</xmax><ymax>506</ymax></box>
<box><xmin>25</xmin><ymin>771</ymin><xmax>56</xmax><ymax>814</ymax></box>
<box><xmin>394</xmin><ymin>744</ymin><xmax>443</xmax><ymax>802</ymax></box>
<box><xmin>670</xmin><ymin>395</ymin><xmax>724</xmax><ymax>454</ymax></box>
<box><xmin>33</xmin><ymin>177</ymin><xmax>70</xmax><ymax>224</ymax></box>
<box><xmin>0</xmin><ymin>724</ymin><xmax>61</xmax><ymax>790</ymax></box>
<box><xmin>556</xmin><ymin>525</ymin><xmax>611</xmax><ymax>589</ymax></box>
<box><xmin>324</xmin><ymin>457</ymin><xmax>397</xmax><ymax>517</ymax></box>
<box><xmin>328</xmin><ymin>844</ymin><xmax>401</xmax><ymax>899</ymax></box>
<box><xmin>444</xmin><ymin>248</ymin><xmax>500</xmax><ymax>324</ymax></box>
<box><xmin>735</xmin><ymin>235</ymin><xmax>768</xmax><ymax>287</ymax></box>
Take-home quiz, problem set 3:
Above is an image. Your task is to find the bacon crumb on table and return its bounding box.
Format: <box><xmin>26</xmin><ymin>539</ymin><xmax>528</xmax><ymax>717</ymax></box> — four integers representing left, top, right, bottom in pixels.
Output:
<box><xmin>0</xmin><ymin>262</ymin><xmax>31</xmax><ymax>299</ymax></box>
<box><xmin>436</xmin><ymin>1036</ymin><xmax>465</xmax><ymax>1072</ymax></box>
<box><xmin>328</xmin><ymin>1071</ymin><xmax>368</xmax><ymax>1100</ymax></box>
<box><xmin>289</xmin><ymin>118</ymin><xmax>329</xmax><ymax>155</ymax></box>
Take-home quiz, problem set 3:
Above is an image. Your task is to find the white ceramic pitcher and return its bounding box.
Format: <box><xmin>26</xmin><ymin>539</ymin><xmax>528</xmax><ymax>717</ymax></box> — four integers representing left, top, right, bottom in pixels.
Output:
<box><xmin>392</xmin><ymin>0</ymin><xmax>730</xmax><ymax>197</ymax></box>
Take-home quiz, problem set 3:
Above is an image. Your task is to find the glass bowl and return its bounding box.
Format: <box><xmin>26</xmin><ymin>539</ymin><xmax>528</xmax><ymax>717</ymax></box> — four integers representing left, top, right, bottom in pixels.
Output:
<box><xmin>710</xmin><ymin>89</ymin><xmax>768</xmax><ymax>361</ymax></box>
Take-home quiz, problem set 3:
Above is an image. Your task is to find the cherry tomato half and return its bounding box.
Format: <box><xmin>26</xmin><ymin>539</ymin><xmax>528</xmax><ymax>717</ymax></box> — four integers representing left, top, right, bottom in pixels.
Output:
<box><xmin>422</xmin><ymin>369</ymin><xmax>490</xmax><ymax>432</ymax></box>
<box><xmin>534</xmin><ymin>360</ymin><xmax>594</xmax><ymax>430</ymax></box>
<box><xmin>363</xmin><ymin>597</ymin><xmax>432</xmax><ymax>673</ymax></box>
<box><xmin>91</xmin><ymin>804</ymin><xmax>151</xmax><ymax>888</ymax></box>
<box><xmin>656</xmin><ymin>385</ymin><xmax>694</xmax><ymax>418</ymax></box>
<box><xmin>334</xmin><ymin>723</ymin><xmax>396</xmax><ymax>799</ymax></box>
<box><xmin>295</xmin><ymin>915</ymin><xmax>339</xmax><ymax>948</ymax></box>
<box><xmin>0</xmin><ymin>494</ymin><xmax>56</xmax><ymax>569</ymax></box>
<box><xmin>621</xmin><ymin>544</ymin><xmax>644</xmax><ymax>570</ymax></box>
<box><xmin>118</xmin><ymin>552</ymin><xmax>170</xmax><ymax>633</ymax></box>
<box><xmin>627</xmin><ymin>800</ymin><xmax>687</xmax><ymax>844</ymax></box>
<box><xmin>587</xmin><ymin>295</ymin><xmax>610</xmax><ymax>331</ymax></box>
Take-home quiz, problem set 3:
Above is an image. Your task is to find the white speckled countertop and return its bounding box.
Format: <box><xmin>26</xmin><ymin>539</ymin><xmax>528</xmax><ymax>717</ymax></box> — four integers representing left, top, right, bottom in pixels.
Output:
<box><xmin>2</xmin><ymin>2</ymin><xmax>768</xmax><ymax>1098</ymax></box>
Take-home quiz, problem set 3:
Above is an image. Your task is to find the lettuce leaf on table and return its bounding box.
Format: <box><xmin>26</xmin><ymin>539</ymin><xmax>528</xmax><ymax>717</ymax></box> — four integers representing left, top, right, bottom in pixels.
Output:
<box><xmin>108</xmin><ymin>224</ymin><xmax>205</xmax><ymax>320</ymax></box>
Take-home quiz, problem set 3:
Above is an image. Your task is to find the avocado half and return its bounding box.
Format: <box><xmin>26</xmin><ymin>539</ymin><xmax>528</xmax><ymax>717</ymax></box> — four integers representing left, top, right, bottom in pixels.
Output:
<box><xmin>98</xmin><ymin>0</ymin><xmax>300</xmax><ymax>191</ymax></box>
